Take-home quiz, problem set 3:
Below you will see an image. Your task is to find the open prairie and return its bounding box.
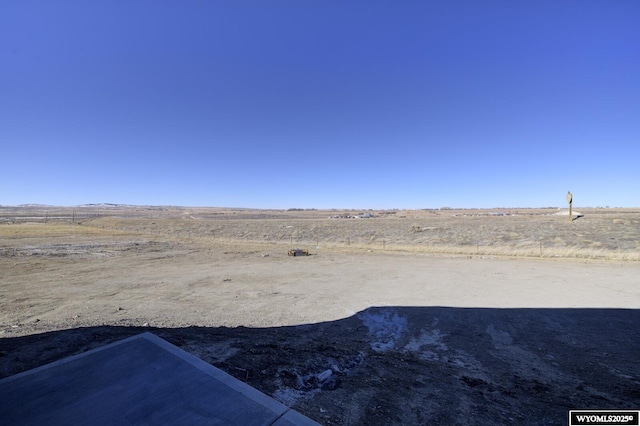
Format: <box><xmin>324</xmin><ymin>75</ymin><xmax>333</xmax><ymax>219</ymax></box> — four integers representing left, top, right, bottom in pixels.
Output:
<box><xmin>1</xmin><ymin>206</ymin><xmax>639</xmax><ymax>425</ymax></box>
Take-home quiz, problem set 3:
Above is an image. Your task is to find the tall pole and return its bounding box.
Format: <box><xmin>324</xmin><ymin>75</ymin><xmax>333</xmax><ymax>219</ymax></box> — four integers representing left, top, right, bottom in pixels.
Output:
<box><xmin>566</xmin><ymin>191</ymin><xmax>573</xmax><ymax>221</ymax></box>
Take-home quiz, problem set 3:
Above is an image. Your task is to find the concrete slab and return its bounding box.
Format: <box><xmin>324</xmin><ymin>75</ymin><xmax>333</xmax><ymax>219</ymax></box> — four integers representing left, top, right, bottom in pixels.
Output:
<box><xmin>0</xmin><ymin>332</ymin><xmax>319</xmax><ymax>426</ymax></box>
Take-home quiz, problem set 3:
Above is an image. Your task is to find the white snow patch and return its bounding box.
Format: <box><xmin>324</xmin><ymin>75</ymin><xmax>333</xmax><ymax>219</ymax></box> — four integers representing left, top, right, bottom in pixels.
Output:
<box><xmin>486</xmin><ymin>324</ymin><xmax>513</xmax><ymax>347</ymax></box>
<box><xmin>358</xmin><ymin>310</ymin><xmax>408</xmax><ymax>352</ymax></box>
<box><xmin>418</xmin><ymin>351</ymin><xmax>440</xmax><ymax>361</ymax></box>
<box><xmin>404</xmin><ymin>328</ymin><xmax>448</xmax><ymax>352</ymax></box>
<box><xmin>273</xmin><ymin>388</ymin><xmax>319</xmax><ymax>406</ymax></box>
<box><xmin>554</xmin><ymin>210</ymin><xmax>582</xmax><ymax>216</ymax></box>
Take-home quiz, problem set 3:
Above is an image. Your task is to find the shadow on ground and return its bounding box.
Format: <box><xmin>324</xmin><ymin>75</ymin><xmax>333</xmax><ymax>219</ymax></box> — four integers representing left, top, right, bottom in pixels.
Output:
<box><xmin>2</xmin><ymin>306</ymin><xmax>639</xmax><ymax>425</ymax></box>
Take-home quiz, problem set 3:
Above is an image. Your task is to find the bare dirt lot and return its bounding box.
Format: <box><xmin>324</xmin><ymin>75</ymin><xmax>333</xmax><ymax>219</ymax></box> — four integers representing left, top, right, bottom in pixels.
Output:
<box><xmin>1</xmin><ymin>206</ymin><xmax>639</xmax><ymax>425</ymax></box>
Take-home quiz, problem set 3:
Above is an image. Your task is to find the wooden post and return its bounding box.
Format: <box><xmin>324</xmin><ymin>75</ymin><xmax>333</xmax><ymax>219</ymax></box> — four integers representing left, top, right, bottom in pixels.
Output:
<box><xmin>566</xmin><ymin>191</ymin><xmax>573</xmax><ymax>221</ymax></box>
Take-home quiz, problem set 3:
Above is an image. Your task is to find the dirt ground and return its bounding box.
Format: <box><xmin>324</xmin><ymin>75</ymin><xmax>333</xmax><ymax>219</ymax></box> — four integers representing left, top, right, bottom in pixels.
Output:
<box><xmin>1</xmin><ymin>207</ymin><xmax>639</xmax><ymax>425</ymax></box>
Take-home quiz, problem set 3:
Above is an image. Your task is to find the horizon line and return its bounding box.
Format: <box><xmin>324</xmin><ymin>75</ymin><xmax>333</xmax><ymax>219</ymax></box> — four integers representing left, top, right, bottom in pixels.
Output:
<box><xmin>1</xmin><ymin>203</ymin><xmax>636</xmax><ymax>211</ymax></box>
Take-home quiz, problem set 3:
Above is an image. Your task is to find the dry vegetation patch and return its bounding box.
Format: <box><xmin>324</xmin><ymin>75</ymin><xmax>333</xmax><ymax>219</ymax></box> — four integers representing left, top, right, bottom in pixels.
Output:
<box><xmin>2</xmin><ymin>206</ymin><xmax>639</xmax><ymax>261</ymax></box>
<box><xmin>0</xmin><ymin>223</ymin><xmax>118</xmax><ymax>239</ymax></box>
<box><xmin>74</xmin><ymin>207</ymin><xmax>640</xmax><ymax>262</ymax></box>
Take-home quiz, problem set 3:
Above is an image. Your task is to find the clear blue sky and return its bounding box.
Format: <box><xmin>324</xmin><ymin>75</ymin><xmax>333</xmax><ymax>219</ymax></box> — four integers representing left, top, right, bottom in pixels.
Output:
<box><xmin>2</xmin><ymin>1</ymin><xmax>638</xmax><ymax>209</ymax></box>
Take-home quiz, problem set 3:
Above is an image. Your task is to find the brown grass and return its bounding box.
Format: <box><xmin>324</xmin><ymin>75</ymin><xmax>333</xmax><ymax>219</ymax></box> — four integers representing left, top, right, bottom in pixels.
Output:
<box><xmin>1</xmin><ymin>206</ymin><xmax>639</xmax><ymax>262</ymax></box>
<box><xmin>0</xmin><ymin>223</ymin><xmax>124</xmax><ymax>239</ymax></box>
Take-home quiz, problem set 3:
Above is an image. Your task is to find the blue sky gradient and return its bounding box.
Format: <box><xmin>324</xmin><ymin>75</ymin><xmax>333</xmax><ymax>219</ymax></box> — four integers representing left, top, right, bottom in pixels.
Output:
<box><xmin>2</xmin><ymin>1</ymin><xmax>638</xmax><ymax>208</ymax></box>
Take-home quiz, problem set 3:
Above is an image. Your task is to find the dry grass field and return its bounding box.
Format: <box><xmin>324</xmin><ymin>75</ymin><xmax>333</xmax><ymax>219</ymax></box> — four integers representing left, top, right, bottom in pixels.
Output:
<box><xmin>3</xmin><ymin>205</ymin><xmax>637</xmax><ymax>260</ymax></box>
<box><xmin>1</xmin><ymin>205</ymin><xmax>639</xmax><ymax>425</ymax></box>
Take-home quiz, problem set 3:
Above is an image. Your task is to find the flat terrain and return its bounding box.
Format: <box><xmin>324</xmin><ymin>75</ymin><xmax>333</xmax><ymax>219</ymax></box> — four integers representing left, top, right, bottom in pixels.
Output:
<box><xmin>1</xmin><ymin>206</ymin><xmax>639</xmax><ymax>425</ymax></box>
